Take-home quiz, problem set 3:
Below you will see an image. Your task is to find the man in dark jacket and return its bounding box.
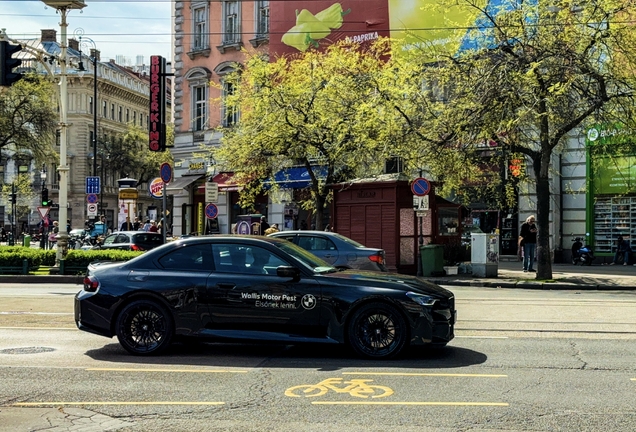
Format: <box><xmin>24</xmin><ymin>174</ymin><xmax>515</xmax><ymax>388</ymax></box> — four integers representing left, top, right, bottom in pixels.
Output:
<box><xmin>519</xmin><ymin>215</ymin><xmax>537</xmax><ymax>272</ymax></box>
<box><xmin>611</xmin><ymin>235</ymin><xmax>632</xmax><ymax>265</ymax></box>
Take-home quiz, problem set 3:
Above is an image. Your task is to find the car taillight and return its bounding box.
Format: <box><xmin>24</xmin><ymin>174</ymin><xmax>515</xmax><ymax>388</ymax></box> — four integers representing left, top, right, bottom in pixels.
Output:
<box><xmin>83</xmin><ymin>276</ymin><xmax>99</xmax><ymax>292</ymax></box>
<box><xmin>369</xmin><ymin>254</ymin><xmax>385</xmax><ymax>265</ymax></box>
<box><xmin>131</xmin><ymin>244</ymin><xmax>142</xmax><ymax>251</ymax></box>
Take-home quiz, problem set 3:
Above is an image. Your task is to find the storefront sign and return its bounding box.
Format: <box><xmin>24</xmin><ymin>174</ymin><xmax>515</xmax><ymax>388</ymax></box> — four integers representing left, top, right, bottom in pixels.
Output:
<box><xmin>592</xmin><ymin>156</ymin><xmax>636</xmax><ymax>194</ymax></box>
<box><xmin>149</xmin><ymin>55</ymin><xmax>166</xmax><ymax>152</ymax></box>
<box><xmin>149</xmin><ymin>177</ymin><xmax>164</xmax><ymax>199</ymax></box>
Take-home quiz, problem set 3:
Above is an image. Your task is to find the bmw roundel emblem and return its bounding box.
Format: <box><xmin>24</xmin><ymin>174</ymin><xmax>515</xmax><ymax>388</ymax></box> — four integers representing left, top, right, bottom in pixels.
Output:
<box><xmin>301</xmin><ymin>294</ymin><xmax>316</xmax><ymax>310</ymax></box>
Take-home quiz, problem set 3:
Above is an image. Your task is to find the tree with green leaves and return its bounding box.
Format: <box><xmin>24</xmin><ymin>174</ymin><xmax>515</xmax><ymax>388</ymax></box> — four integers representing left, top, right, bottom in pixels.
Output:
<box><xmin>213</xmin><ymin>41</ymin><xmax>396</xmax><ymax>229</ymax></box>
<box><xmin>102</xmin><ymin>124</ymin><xmax>173</xmax><ymax>184</ymax></box>
<box><xmin>1</xmin><ymin>173</ymin><xmax>36</xmax><ymax>231</ymax></box>
<box><xmin>0</xmin><ymin>73</ymin><xmax>57</xmax><ymax>161</ymax></box>
<box><xmin>383</xmin><ymin>0</ymin><xmax>636</xmax><ymax>279</ymax></box>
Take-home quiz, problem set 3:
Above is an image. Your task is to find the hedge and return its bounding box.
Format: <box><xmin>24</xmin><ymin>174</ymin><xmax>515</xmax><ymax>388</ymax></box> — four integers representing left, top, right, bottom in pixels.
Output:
<box><xmin>0</xmin><ymin>246</ymin><xmax>143</xmax><ymax>273</ymax></box>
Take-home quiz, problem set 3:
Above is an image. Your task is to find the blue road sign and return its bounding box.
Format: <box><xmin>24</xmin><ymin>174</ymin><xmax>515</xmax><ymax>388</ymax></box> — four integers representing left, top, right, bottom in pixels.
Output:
<box><xmin>160</xmin><ymin>163</ymin><xmax>173</xmax><ymax>183</ymax></box>
<box><xmin>86</xmin><ymin>176</ymin><xmax>101</xmax><ymax>194</ymax></box>
<box><xmin>411</xmin><ymin>177</ymin><xmax>431</xmax><ymax>197</ymax></box>
<box><xmin>205</xmin><ymin>203</ymin><xmax>219</xmax><ymax>219</ymax></box>
<box><xmin>86</xmin><ymin>193</ymin><xmax>98</xmax><ymax>204</ymax></box>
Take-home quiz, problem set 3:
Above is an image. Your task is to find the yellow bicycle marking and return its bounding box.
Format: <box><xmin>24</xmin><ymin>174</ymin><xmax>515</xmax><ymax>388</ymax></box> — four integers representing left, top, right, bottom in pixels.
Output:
<box><xmin>285</xmin><ymin>378</ymin><xmax>394</xmax><ymax>399</ymax></box>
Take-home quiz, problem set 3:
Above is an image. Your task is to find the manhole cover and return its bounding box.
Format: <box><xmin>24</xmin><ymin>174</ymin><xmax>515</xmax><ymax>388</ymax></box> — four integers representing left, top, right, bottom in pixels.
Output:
<box><xmin>0</xmin><ymin>347</ymin><xmax>56</xmax><ymax>355</ymax></box>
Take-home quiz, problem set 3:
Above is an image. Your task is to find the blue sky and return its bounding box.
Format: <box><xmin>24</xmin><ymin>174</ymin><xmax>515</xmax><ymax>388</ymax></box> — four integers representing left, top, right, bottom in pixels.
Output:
<box><xmin>2</xmin><ymin>0</ymin><xmax>172</xmax><ymax>64</ymax></box>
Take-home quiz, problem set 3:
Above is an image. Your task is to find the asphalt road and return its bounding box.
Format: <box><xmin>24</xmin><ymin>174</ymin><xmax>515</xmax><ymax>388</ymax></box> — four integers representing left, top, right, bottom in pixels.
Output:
<box><xmin>1</xmin><ymin>284</ymin><xmax>636</xmax><ymax>431</ymax></box>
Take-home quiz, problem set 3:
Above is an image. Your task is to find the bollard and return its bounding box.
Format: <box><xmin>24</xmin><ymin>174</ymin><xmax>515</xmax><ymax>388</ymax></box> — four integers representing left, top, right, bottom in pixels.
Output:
<box><xmin>59</xmin><ymin>259</ymin><xmax>65</xmax><ymax>275</ymax></box>
<box><xmin>22</xmin><ymin>259</ymin><xmax>28</xmax><ymax>275</ymax></box>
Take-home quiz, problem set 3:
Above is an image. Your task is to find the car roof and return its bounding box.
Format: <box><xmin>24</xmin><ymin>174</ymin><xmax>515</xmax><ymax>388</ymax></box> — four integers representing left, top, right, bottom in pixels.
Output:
<box><xmin>270</xmin><ymin>230</ymin><xmax>337</xmax><ymax>235</ymax></box>
<box><xmin>170</xmin><ymin>235</ymin><xmax>289</xmax><ymax>245</ymax></box>
<box><xmin>112</xmin><ymin>231</ymin><xmax>162</xmax><ymax>235</ymax></box>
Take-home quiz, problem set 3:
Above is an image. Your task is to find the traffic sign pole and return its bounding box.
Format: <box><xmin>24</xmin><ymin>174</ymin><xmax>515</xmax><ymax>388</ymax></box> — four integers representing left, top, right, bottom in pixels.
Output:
<box><xmin>159</xmin><ymin>163</ymin><xmax>172</xmax><ymax>245</ymax></box>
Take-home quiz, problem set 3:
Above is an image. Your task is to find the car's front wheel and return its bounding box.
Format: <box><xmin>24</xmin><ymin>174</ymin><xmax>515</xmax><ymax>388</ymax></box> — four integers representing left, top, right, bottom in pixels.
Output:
<box><xmin>116</xmin><ymin>299</ymin><xmax>173</xmax><ymax>355</ymax></box>
<box><xmin>347</xmin><ymin>302</ymin><xmax>408</xmax><ymax>359</ymax></box>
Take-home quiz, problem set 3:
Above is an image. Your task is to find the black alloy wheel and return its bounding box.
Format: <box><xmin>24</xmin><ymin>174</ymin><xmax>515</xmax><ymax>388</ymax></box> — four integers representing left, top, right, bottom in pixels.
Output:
<box><xmin>116</xmin><ymin>300</ymin><xmax>173</xmax><ymax>355</ymax></box>
<box><xmin>347</xmin><ymin>302</ymin><xmax>408</xmax><ymax>359</ymax></box>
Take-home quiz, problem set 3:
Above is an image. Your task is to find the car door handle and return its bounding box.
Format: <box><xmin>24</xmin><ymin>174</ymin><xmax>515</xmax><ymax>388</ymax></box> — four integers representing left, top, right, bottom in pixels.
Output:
<box><xmin>324</xmin><ymin>254</ymin><xmax>334</xmax><ymax>258</ymax></box>
<box><xmin>217</xmin><ymin>283</ymin><xmax>236</xmax><ymax>289</ymax></box>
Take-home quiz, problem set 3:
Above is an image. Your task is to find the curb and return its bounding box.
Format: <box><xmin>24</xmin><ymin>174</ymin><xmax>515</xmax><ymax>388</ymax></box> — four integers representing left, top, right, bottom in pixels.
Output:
<box><xmin>430</xmin><ymin>278</ymin><xmax>636</xmax><ymax>290</ymax></box>
<box><xmin>1</xmin><ymin>275</ymin><xmax>83</xmax><ymax>284</ymax></box>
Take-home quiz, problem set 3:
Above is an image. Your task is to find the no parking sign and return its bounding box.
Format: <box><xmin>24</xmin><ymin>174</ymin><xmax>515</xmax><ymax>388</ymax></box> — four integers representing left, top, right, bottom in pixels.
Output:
<box><xmin>205</xmin><ymin>203</ymin><xmax>218</xmax><ymax>219</ymax></box>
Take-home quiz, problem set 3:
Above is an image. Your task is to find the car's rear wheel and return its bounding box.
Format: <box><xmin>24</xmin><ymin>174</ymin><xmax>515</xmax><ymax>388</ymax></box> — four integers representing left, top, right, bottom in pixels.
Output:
<box><xmin>116</xmin><ymin>300</ymin><xmax>173</xmax><ymax>355</ymax></box>
<box><xmin>347</xmin><ymin>302</ymin><xmax>408</xmax><ymax>359</ymax></box>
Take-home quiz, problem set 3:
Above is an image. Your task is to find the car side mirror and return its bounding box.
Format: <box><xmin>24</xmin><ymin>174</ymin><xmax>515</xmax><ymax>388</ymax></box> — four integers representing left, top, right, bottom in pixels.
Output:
<box><xmin>277</xmin><ymin>266</ymin><xmax>300</xmax><ymax>279</ymax></box>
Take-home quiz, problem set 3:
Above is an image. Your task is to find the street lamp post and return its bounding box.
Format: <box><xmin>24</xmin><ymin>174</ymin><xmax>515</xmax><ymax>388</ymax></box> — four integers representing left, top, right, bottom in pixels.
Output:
<box><xmin>42</xmin><ymin>0</ymin><xmax>87</xmax><ymax>267</ymax></box>
<box><xmin>75</xmin><ymin>31</ymin><xmax>98</xmax><ymax>178</ymax></box>
<box><xmin>40</xmin><ymin>165</ymin><xmax>47</xmax><ymax>249</ymax></box>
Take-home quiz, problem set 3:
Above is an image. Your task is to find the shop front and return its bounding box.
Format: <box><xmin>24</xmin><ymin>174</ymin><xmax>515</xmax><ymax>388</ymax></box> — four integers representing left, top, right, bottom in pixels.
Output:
<box><xmin>587</xmin><ymin>125</ymin><xmax>636</xmax><ymax>260</ymax></box>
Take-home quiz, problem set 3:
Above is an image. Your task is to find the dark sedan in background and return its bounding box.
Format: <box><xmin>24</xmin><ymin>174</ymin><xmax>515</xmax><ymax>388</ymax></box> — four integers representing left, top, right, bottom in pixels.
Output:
<box><xmin>92</xmin><ymin>231</ymin><xmax>163</xmax><ymax>251</ymax></box>
<box><xmin>268</xmin><ymin>230</ymin><xmax>387</xmax><ymax>271</ymax></box>
<box><xmin>75</xmin><ymin>236</ymin><xmax>455</xmax><ymax>359</ymax></box>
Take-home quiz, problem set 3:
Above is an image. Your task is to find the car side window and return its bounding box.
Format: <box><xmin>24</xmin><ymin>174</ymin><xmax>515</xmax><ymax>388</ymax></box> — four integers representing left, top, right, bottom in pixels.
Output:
<box><xmin>312</xmin><ymin>236</ymin><xmax>336</xmax><ymax>251</ymax></box>
<box><xmin>158</xmin><ymin>244</ymin><xmax>211</xmax><ymax>271</ymax></box>
<box><xmin>212</xmin><ymin>244</ymin><xmax>288</xmax><ymax>274</ymax></box>
<box><xmin>277</xmin><ymin>235</ymin><xmax>295</xmax><ymax>242</ymax></box>
<box><xmin>102</xmin><ymin>235</ymin><xmax>115</xmax><ymax>245</ymax></box>
<box><xmin>115</xmin><ymin>234</ymin><xmax>128</xmax><ymax>244</ymax></box>
<box><xmin>299</xmin><ymin>236</ymin><xmax>336</xmax><ymax>251</ymax></box>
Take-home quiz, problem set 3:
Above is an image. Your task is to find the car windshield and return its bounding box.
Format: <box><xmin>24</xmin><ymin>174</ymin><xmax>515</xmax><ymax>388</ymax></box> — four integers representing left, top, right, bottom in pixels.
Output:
<box><xmin>275</xmin><ymin>241</ymin><xmax>337</xmax><ymax>273</ymax></box>
<box><xmin>331</xmin><ymin>233</ymin><xmax>365</xmax><ymax>248</ymax></box>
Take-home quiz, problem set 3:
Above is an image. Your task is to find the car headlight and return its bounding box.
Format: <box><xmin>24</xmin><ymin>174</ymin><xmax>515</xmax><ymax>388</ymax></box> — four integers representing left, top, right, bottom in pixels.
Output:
<box><xmin>406</xmin><ymin>291</ymin><xmax>438</xmax><ymax>307</ymax></box>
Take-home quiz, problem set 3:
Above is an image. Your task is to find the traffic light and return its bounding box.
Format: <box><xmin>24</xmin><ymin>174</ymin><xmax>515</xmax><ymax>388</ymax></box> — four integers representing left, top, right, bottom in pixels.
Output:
<box><xmin>41</xmin><ymin>188</ymin><xmax>49</xmax><ymax>206</ymax></box>
<box><xmin>10</xmin><ymin>192</ymin><xmax>16</xmax><ymax>204</ymax></box>
<box><xmin>0</xmin><ymin>41</ymin><xmax>23</xmax><ymax>87</ymax></box>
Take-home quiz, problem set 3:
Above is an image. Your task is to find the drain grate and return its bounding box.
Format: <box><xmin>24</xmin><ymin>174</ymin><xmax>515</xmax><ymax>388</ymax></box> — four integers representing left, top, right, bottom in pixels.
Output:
<box><xmin>0</xmin><ymin>347</ymin><xmax>56</xmax><ymax>355</ymax></box>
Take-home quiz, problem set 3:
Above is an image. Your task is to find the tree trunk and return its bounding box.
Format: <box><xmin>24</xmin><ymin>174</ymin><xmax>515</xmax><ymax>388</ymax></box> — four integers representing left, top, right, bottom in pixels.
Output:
<box><xmin>534</xmin><ymin>154</ymin><xmax>553</xmax><ymax>280</ymax></box>
<box><xmin>314</xmin><ymin>193</ymin><xmax>326</xmax><ymax>231</ymax></box>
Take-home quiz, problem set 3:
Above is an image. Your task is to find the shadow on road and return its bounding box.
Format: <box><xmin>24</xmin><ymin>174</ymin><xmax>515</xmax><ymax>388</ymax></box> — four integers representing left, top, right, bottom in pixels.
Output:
<box><xmin>85</xmin><ymin>341</ymin><xmax>487</xmax><ymax>370</ymax></box>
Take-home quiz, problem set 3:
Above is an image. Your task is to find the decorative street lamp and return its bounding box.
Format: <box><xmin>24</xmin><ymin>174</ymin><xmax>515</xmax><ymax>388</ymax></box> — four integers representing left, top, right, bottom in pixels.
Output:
<box><xmin>40</xmin><ymin>165</ymin><xmax>47</xmax><ymax>249</ymax></box>
<box><xmin>75</xmin><ymin>29</ymin><xmax>98</xmax><ymax>178</ymax></box>
<box><xmin>42</xmin><ymin>0</ymin><xmax>87</xmax><ymax>268</ymax></box>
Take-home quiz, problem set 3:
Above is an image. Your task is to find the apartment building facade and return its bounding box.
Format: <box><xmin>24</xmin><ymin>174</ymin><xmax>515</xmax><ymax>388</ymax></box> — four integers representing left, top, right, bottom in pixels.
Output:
<box><xmin>171</xmin><ymin>1</ymin><xmax>270</xmax><ymax>236</ymax></box>
<box><xmin>1</xmin><ymin>29</ymin><xmax>155</xmax><ymax>233</ymax></box>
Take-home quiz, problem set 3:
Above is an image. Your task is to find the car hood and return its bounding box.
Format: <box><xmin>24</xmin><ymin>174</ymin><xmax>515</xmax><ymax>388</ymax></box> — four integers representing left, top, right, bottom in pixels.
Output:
<box><xmin>318</xmin><ymin>270</ymin><xmax>453</xmax><ymax>298</ymax></box>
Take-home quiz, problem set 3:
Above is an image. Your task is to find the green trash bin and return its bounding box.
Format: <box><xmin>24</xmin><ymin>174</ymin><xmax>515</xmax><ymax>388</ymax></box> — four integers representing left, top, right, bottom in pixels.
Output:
<box><xmin>420</xmin><ymin>244</ymin><xmax>444</xmax><ymax>276</ymax></box>
<box><xmin>23</xmin><ymin>235</ymin><xmax>31</xmax><ymax>247</ymax></box>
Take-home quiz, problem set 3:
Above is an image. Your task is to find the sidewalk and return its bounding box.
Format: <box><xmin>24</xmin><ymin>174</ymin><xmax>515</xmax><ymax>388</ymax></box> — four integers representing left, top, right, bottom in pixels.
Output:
<box><xmin>3</xmin><ymin>260</ymin><xmax>636</xmax><ymax>290</ymax></box>
<box><xmin>423</xmin><ymin>260</ymin><xmax>636</xmax><ymax>290</ymax></box>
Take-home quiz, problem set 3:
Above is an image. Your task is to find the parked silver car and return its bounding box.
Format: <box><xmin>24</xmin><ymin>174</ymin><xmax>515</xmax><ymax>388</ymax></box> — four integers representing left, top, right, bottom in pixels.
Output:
<box><xmin>268</xmin><ymin>230</ymin><xmax>387</xmax><ymax>271</ymax></box>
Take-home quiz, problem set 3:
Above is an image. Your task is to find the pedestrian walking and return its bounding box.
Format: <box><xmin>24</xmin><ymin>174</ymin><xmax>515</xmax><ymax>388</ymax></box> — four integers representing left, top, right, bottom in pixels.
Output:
<box><xmin>260</xmin><ymin>216</ymin><xmax>270</xmax><ymax>234</ymax></box>
<box><xmin>48</xmin><ymin>221</ymin><xmax>59</xmax><ymax>249</ymax></box>
<box><xmin>610</xmin><ymin>234</ymin><xmax>632</xmax><ymax>265</ymax></box>
<box><xmin>519</xmin><ymin>215</ymin><xmax>537</xmax><ymax>272</ymax></box>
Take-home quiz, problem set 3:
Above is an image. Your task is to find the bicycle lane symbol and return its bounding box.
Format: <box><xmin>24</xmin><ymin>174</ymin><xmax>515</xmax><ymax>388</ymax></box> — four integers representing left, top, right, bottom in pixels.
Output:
<box><xmin>285</xmin><ymin>378</ymin><xmax>394</xmax><ymax>399</ymax></box>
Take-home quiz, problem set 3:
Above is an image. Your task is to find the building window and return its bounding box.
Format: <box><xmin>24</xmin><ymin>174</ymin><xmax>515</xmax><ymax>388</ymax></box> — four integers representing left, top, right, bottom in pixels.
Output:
<box><xmin>110</xmin><ymin>104</ymin><xmax>115</xmax><ymax>120</ymax></box>
<box><xmin>255</xmin><ymin>1</ymin><xmax>269</xmax><ymax>37</ymax></box>
<box><xmin>223</xmin><ymin>1</ymin><xmax>240</xmax><ymax>45</ymax></box>
<box><xmin>222</xmin><ymin>80</ymin><xmax>239</xmax><ymax>127</ymax></box>
<box><xmin>193</xmin><ymin>5</ymin><xmax>208</xmax><ymax>50</ymax></box>
<box><xmin>89</xmin><ymin>96</ymin><xmax>93</xmax><ymax>115</ymax></box>
<box><xmin>133</xmin><ymin>112</ymin><xmax>137</xmax><ymax>126</ymax></box>
<box><xmin>193</xmin><ymin>85</ymin><xmax>207</xmax><ymax>131</ymax></box>
<box><xmin>140</xmin><ymin>113</ymin><xmax>144</xmax><ymax>128</ymax></box>
<box><xmin>52</xmin><ymin>164</ymin><xmax>59</xmax><ymax>186</ymax></box>
<box><xmin>126</xmin><ymin>109</ymin><xmax>130</xmax><ymax>123</ymax></box>
<box><xmin>90</xmin><ymin>130</ymin><xmax>94</xmax><ymax>151</ymax></box>
<box><xmin>56</xmin><ymin>130</ymin><xmax>61</xmax><ymax>147</ymax></box>
<box><xmin>118</xmin><ymin>106</ymin><xmax>122</xmax><ymax>122</ymax></box>
<box><xmin>102</xmin><ymin>101</ymin><xmax>107</xmax><ymax>117</ymax></box>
